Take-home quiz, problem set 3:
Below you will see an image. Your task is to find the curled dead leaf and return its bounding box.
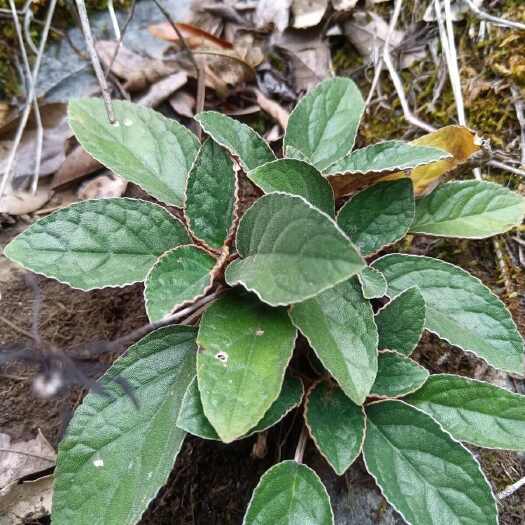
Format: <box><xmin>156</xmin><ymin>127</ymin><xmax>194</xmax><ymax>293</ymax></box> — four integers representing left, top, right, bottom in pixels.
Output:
<box><xmin>148</xmin><ymin>22</ymin><xmax>233</xmax><ymax>49</ymax></box>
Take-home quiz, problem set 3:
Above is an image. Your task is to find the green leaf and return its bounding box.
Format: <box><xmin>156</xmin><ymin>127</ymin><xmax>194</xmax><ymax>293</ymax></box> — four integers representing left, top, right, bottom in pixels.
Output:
<box><xmin>325</xmin><ymin>140</ymin><xmax>450</xmax><ymax>175</ymax></box>
<box><xmin>411</xmin><ymin>180</ymin><xmax>525</xmax><ymax>238</ymax></box>
<box><xmin>285</xmin><ymin>145</ymin><xmax>310</xmax><ymax>162</ymax></box>
<box><xmin>196</xmin><ymin>292</ymin><xmax>296</xmax><ymax>443</ymax></box>
<box><xmin>225</xmin><ymin>193</ymin><xmax>365</xmax><ymax>306</ymax></box>
<box><xmin>177</xmin><ymin>375</ymin><xmax>304</xmax><ymax>441</ymax></box>
<box><xmin>247</xmin><ymin>159</ymin><xmax>335</xmax><ymax>216</ymax></box>
<box><xmin>375</xmin><ymin>287</ymin><xmax>426</xmax><ymax>355</ymax></box>
<box><xmin>337</xmin><ymin>179</ymin><xmax>415</xmax><ymax>256</ymax></box>
<box><xmin>373</xmin><ymin>254</ymin><xmax>524</xmax><ymax>374</ymax></box>
<box><xmin>305</xmin><ymin>382</ymin><xmax>365</xmax><ymax>475</ymax></box>
<box><xmin>363</xmin><ymin>400</ymin><xmax>498</xmax><ymax>525</ymax></box>
<box><xmin>185</xmin><ymin>138</ymin><xmax>237</xmax><ymax>250</ymax></box>
<box><xmin>243</xmin><ymin>460</ymin><xmax>334</xmax><ymax>525</ymax></box>
<box><xmin>52</xmin><ymin>326</ymin><xmax>196</xmax><ymax>525</ymax></box>
<box><xmin>406</xmin><ymin>374</ymin><xmax>525</xmax><ymax>450</ymax></box>
<box><xmin>195</xmin><ymin>111</ymin><xmax>275</xmax><ymax>171</ymax></box>
<box><xmin>370</xmin><ymin>351</ymin><xmax>428</xmax><ymax>398</ymax></box>
<box><xmin>4</xmin><ymin>198</ymin><xmax>190</xmax><ymax>290</ymax></box>
<box><xmin>289</xmin><ymin>277</ymin><xmax>378</xmax><ymax>404</ymax></box>
<box><xmin>69</xmin><ymin>98</ymin><xmax>199</xmax><ymax>206</ymax></box>
<box><xmin>284</xmin><ymin>77</ymin><xmax>364</xmax><ymax>170</ymax></box>
<box><xmin>144</xmin><ymin>245</ymin><xmax>216</xmax><ymax>322</ymax></box>
<box><xmin>358</xmin><ymin>267</ymin><xmax>387</xmax><ymax>299</ymax></box>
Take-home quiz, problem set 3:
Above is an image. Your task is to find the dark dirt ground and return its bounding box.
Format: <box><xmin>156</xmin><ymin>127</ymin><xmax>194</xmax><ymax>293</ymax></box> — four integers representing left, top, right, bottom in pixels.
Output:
<box><xmin>1</xmin><ymin>207</ymin><xmax>525</xmax><ymax>524</ymax></box>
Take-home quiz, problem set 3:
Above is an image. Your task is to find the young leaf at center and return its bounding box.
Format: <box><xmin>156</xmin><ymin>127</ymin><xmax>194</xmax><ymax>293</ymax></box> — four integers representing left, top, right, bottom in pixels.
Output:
<box><xmin>185</xmin><ymin>138</ymin><xmax>237</xmax><ymax>250</ymax></box>
<box><xmin>289</xmin><ymin>277</ymin><xmax>378</xmax><ymax>405</ymax></box>
<box><xmin>337</xmin><ymin>179</ymin><xmax>415</xmax><ymax>256</ymax></box>
<box><xmin>305</xmin><ymin>382</ymin><xmax>365</xmax><ymax>475</ymax></box>
<box><xmin>144</xmin><ymin>245</ymin><xmax>216</xmax><ymax>322</ymax></box>
<box><xmin>196</xmin><ymin>292</ymin><xmax>297</xmax><ymax>443</ymax></box>
<box><xmin>358</xmin><ymin>266</ymin><xmax>387</xmax><ymax>299</ymax></box>
<box><xmin>52</xmin><ymin>326</ymin><xmax>197</xmax><ymax>525</ymax></box>
<box><xmin>225</xmin><ymin>193</ymin><xmax>365</xmax><ymax>306</ymax></box>
<box><xmin>243</xmin><ymin>460</ymin><xmax>334</xmax><ymax>525</ymax></box>
<box><xmin>247</xmin><ymin>158</ymin><xmax>335</xmax><ymax>216</ymax></box>
<box><xmin>363</xmin><ymin>400</ymin><xmax>498</xmax><ymax>525</ymax></box>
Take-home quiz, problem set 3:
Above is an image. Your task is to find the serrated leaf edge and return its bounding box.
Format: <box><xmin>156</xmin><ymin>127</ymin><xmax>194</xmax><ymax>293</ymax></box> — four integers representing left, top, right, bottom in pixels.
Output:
<box><xmin>324</xmin><ymin>140</ymin><xmax>451</xmax><ymax>177</ymax></box>
<box><xmin>241</xmin><ymin>459</ymin><xmax>335</xmax><ymax>525</ymax></box>
<box><xmin>288</xmin><ymin>286</ymin><xmax>379</xmax><ymax>404</ymax></box>
<box><xmin>362</xmin><ymin>398</ymin><xmax>499</xmax><ymax>525</ymax></box>
<box><xmin>409</xmin><ymin>179</ymin><xmax>525</xmax><ymax>240</ymax></box>
<box><xmin>283</xmin><ymin>77</ymin><xmax>365</xmax><ymax>169</ymax></box>
<box><xmin>246</xmin><ymin>158</ymin><xmax>336</xmax><ymax>217</ymax></box>
<box><xmin>405</xmin><ymin>372</ymin><xmax>525</xmax><ymax>451</ymax></box>
<box><xmin>371</xmin><ymin>253</ymin><xmax>525</xmax><ymax>376</ymax></box>
<box><xmin>183</xmin><ymin>138</ymin><xmax>240</xmax><ymax>252</ymax></box>
<box><xmin>370</xmin><ymin>350</ymin><xmax>429</xmax><ymax>399</ymax></box>
<box><xmin>227</xmin><ymin>192</ymin><xmax>366</xmax><ymax>307</ymax></box>
<box><xmin>335</xmin><ymin>178</ymin><xmax>415</xmax><ymax>258</ymax></box>
<box><xmin>3</xmin><ymin>197</ymin><xmax>189</xmax><ymax>292</ymax></box>
<box><xmin>304</xmin><ymin>380</ymin><xmax>366</xmax><ymax>476</ymax></box>
<box><xmin>68</xmin><ymin>100</ymin><xmax>199</xmax><ymax>207</ymax></box>
<box><xmin>374</xmin><ymin>286</ymin><xmax>426</xmax><ymax>356</ymax></box>
<box><xmin>143</xmin><ymin>244</ymin><xmax>217</xmax><ymax>323</ymax></box>
<box><xmin>195</xmin><ymin>111</ymin><xmax>276</xmax><ymax>172</ymax></box>
<box><xmin>196</xmin><ymin>306</ymin><xmax>298</xmax><ymax>443</ymax></box>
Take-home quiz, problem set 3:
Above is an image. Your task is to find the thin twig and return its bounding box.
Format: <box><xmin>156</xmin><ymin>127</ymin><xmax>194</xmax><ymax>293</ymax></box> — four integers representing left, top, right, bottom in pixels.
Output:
<box><xmin>463</xmin><ymin>0</ymin><xmax>525</xmax><ymax>32</ymax></box>
<box><xmin>497</xmin><ymin>476</ymin><xmax>525</xmax><ymax>500</ymax></box>
<box><xmin>0</xmin><ymin>0</ymin><xmax>57</xmax><ymax>199</ymax></box>
<box><xmin>151</xmin><ymin>0</ymin><xmax>205</xmax><ymax>138</ymax></box>
<box><xmin>9</xmin><ymin>0</ymin><xmax>44</xmax><ymax>195</ymax></box>
<box><xmin>293</xmin><ymin>426</ymin><xmax>308</xmax><ymax>463</ymax></box>
<box><xmin>488</xmin><ymin>159</ymin><xmax>525</xmax><ymax>178</ymax></box>
<box><xmin>0</xmin><ymin>315</ymin><xmax>33</xmax><ymax>339</ymax></box>
<box><xmin>107</xmin><ymin>0</ymin><xmax>121</xmax><ymax>40</ymax></box>
<box><xmin>75</xmin><ymin>0</ymin><xmax>116</xmax><ymax>124</ymax></box>
<box><xmin>0</xmin><ymin>448</ymin><xmax>55</xmax><ymax>463</ymax></box>
<box><xmin>511</xmin><ymin>85</ymin><xmax>525</xmax><ymax>167</ymax></box>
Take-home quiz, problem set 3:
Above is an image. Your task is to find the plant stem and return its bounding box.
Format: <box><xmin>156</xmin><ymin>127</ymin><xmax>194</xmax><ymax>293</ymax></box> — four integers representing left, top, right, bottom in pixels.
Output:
<box><xmin>294</xmin><ymin>426</ymin><xmax>308</xmax><ymax>463</ymax></box>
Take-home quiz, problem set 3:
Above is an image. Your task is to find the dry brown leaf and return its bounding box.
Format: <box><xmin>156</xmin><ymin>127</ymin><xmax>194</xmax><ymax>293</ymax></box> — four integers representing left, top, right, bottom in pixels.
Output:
<box><xmin>51</xmin><ymin>145</ymin><xmax>102</xmax><ymax>189</ymax></box>
<box><xmin>328</xmin><ymin>126</ymin><xmax>482</xmax><ymax>198</ymax></box>
<box><xmin>148</xmin><ymin>21</ymin><xmax>233</xmax><ymax>49</ymax></box>
<box><xmin>0</xmin><ymin>188</ymin><xmax>53</xmax><ymax>215</ymax></box>
<box><xmin>0</xmin><ymin>104</ymin><xmax>70</xmax><ymax>180</ymax></box>
<box><xmin>169</xmin><ymin>91</ymin><xmax>196</xmax><ymax>117</ymax></box>
<box><xmin>77</xmin><ymin>173</ymin><xmax>128</xmax><ymax>200</ymax></box>
<box><xmin>255</xmin><ymin>0</ymin><xmax>292</xmax><ymax>32</ymax></box>
<box><xmin>0</xmin><ymin>475</ymin><xmax>53</xmax><ymax>524</ymax></box>
<box><xmin>0</xmin><ymin>431</ymin><xmax>56</xmax><ymax>489</ymax></box>
<box><xmin>138</xmin><ymin>71</ymin><xmax>188</xmax><ymax>108</ymax></box>
<box><xmin>292</xmin><ymin>0</ymin><xmax>329</xmax><ymax>28</ymax></box>
<box><xmin>254</xmin><ymin>89</ymin><xmax>290</xmax><ymax>128</ymax></box>
<box><xmin>331</xmin><ymin>0</ymin><xmax>358</xmax><ymax>11</ymax></box>
<box><xmin>95</xmin><ymin>40</ymin><xmax>176</xmax><ymax>92</ymax></box>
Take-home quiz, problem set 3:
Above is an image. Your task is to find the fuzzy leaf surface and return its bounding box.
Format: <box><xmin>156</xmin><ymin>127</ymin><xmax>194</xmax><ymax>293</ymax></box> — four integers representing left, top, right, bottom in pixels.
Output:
<box><xmin>305</xmin><ymin>382</ymin><xmax>365</xmax><ymax>475</ymax></box>
<box><xmin>52</xmin><ymin>326</ymin><xmax>197</xmax><ymax>525</ymax></box>
<box><xmin>195</xmin><ymin>111</ymin><xmax>275</xmax><ymax>171</ymax></box>
<box><xmin>373</xmin><ymin>254</ymin><xmax>524</xmax><ymax>374</ymax></box>
<box><xmin>284</xmin><ymin>77</ymin><xmax>364</xmax><ymax>170</ymax></box>
<box><xmin>289</xmin><ymin>277</ymin><xmax>378</xmax><ymax>404</ymax></box>
<box><xmin>370</xmin><ymin>351</ymin><xmax>428</xmax><ymax>398</ymax></box>
<box><xmin>363</xmin><ymin>401</ymin><xmax>498</xmax><ymax>525</ymax></box>
<box><xmin>358</xmin><ymin>267</ymin><xmax>387</xmax><ymax>299</ymax></box>
<box><xmin>243</xmin><ymin>460</ymin><xmax>334</xmax><ymax>525</ymax></box>
<box><xmin>326</xmin><ymin>140</ymin><xmax>449</xmax><ymax>175</ymax></box>
<box><xmin>196</xmin><ymin>292</ymin><xmax>296</xmax><ymax>443</ymax></box>
<box><xmin>185</xmin><ymin>138</ymin><xmax>236</xmax><ymax>249</ymax></box>
<box><xmin>177</xmin><ymin>376</ymin><xmax>304</xmax><ymax>441</ymax></box>
<box><xmin>375</xmin><ymin>287</ymin><xmax>426</xmax><ymax>355</ymax></box>
<box><xmin>4</xmin><ymin>198</ymin><xmax>190</xmax><ymax>290</ymax></box>
<box><xmin>406</xmin><ymin>374</ymin><xmax>525</xmax><ymax>450</ymax></box>
<box><xmin>247</xmin><ymin>159</ymin><xmax>335</xmax><ymax>216</ymax></box>
<box><xmin>144</xmin><ymin>245</ymin><xmax>215</xmax><ymax>322</ymax></box>
<box><xmin>69</xmin><ymin>99</ymin><xmax>199</xmax><ymax>206</ymax></box>
<box><xmin>225</xmin><ymin>193</ymin><xmax>365</xmax><ymax>306</ymax></box>
<box><xmin>411</xmin><ymin>180</ymin><xmax>525</xmax><ymax>238</ymax></box>
<box><xmin>337</xmin><ymin>179</ymin><xmax>414</xmax><ymax>256</ymax></box>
